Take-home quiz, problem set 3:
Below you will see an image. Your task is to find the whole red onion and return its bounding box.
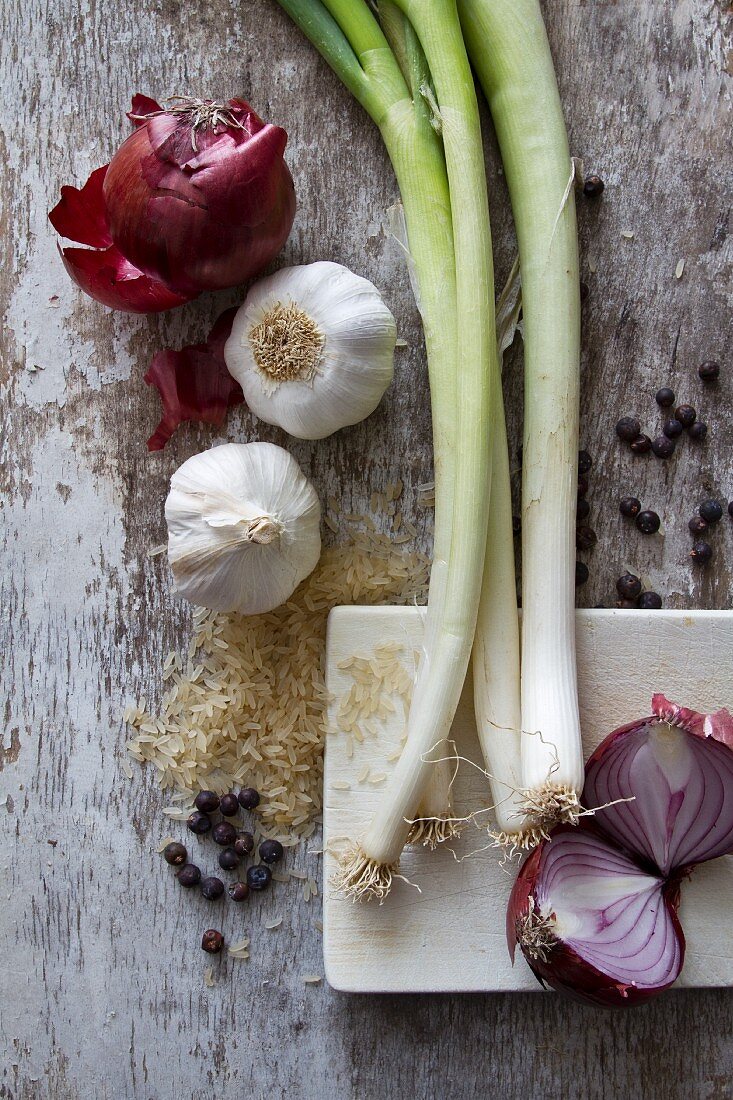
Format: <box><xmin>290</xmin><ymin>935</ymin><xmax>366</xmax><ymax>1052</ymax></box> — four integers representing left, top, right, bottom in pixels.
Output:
<box><xmin>508</xmin><ymin>695</ymin><xmax>733</xmax><ymax>1007</ymax></box>
<box><xmin>49</xmin><ymin>95</ymin><xmax>296</xmax><ymax>313</ymax></box>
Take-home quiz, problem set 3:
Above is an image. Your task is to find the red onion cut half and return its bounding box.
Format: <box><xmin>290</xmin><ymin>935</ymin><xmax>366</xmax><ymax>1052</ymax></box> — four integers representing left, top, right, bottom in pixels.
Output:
<box><xmin>508</xmin><ymin>825</ymin><xmax>685</xmax><ymax>1007</ymax></box>
<box><xmin>584</xmin><ymin>695</ymin><xmax>733</xmax><ymax>875</ymax></box>
<box><xmin>508</xmin><ymin>697</ymin><xmax>733</xmax><ymax>1006</ymax></box>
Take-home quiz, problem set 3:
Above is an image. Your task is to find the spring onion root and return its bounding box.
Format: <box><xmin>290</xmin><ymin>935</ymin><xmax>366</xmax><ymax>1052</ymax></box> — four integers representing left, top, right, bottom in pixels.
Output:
<box><xmin>460</xmin><ymin>0</ymin><xmax>584</xmax><ymax>835</ymax></box>
<box><xmin>330</xmin><ymin>842</ymin><xmax>398</xmax><ymax>903</ymax></box>
<box><xmin>407</xmin><ymin>758</ymin><xmax>464</xmax><ymax>848</ymax></box>
<box><xmin>407</xmin><ymin>816</ymin><xmax>465</xmax><ymax>850</ymax></box>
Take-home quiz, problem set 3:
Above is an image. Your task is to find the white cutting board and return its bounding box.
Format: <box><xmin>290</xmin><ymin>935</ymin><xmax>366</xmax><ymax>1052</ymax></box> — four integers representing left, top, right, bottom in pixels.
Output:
<box><xmin>323</xmin><ymin>607</ymin><xmax>733</xmax><ymax>993</ymax></box>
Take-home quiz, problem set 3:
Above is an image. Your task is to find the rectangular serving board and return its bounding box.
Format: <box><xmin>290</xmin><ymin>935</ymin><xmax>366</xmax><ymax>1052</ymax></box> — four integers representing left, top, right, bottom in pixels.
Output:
<box><xmin>323</xmin><ymin>607</ymin><xmax>733</xmax><ymax>993</ymax></box>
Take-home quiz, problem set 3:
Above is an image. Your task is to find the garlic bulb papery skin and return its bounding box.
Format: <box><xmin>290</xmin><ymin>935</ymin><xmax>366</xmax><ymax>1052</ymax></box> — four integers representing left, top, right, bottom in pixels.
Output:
<box><xmin>224</xmin><ymin>261</ymin><xmax>397</xmax><ymax>440</ymax></box>
<box><xmin>165</xmin><ymin>442</ymin><xmax>321</xmax><ymax>615</ymax></box>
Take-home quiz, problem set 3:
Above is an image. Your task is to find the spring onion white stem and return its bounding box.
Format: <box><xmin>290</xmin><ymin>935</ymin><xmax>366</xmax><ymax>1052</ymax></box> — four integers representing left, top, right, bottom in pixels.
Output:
<box><xmin>460</xmin><ymin>0</ymin><xmax>583</xmax><ymax>835</ymax></box>
<box><xmin>472</xmin><ymin>261</ymin><xmax>524</xmax><ymax>838</ymax></box>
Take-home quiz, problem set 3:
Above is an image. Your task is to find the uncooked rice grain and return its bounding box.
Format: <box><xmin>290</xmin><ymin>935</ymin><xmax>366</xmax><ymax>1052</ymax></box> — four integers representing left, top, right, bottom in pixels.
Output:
<box><xmin>126</xmin><ymin>527</ymin><xmax>428</xmax><ymax>841</ymax></box>
<box><xmin>228</xmin><ymin>937</ymin><xmax>251</xmax><ymax>959</ymax></box>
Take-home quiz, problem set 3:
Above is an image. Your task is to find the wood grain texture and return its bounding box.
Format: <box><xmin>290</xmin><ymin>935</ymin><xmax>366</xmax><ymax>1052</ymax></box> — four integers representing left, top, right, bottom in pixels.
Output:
<box><xmin>1</xmin><ymin>0</ymin><xmax>731</xmax><ymax>1097</ymax></box>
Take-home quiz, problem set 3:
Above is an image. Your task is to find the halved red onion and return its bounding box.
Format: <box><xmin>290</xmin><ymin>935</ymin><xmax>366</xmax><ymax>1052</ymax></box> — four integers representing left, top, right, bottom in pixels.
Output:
<box><xmin>508</xmin><ymin>824</ymin><xmax>684</xmax><ymax>1007</ymax></box>
<box><xmin>584</xmin><ymin>696</ymin><xmax>733</xmax><ymax>875</ymax></box>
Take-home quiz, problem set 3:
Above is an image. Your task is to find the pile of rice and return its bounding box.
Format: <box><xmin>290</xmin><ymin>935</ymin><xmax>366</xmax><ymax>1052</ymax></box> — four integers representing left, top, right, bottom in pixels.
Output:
<box><xmin>334</xmin><ymin>642</ymin><xmax>416</xmax><ymax>771</ymax></box>
<box><xmin>125</xmin><ymin>506</ymin><xmax>429</xmax><ymax>844</ymax></box>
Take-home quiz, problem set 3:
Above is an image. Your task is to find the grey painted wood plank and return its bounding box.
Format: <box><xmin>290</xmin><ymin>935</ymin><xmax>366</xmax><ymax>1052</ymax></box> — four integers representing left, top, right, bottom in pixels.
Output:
<box><xmin>1</xmin><ymin>0</ymin><xmax>732</xmax><ymax>1097</ymax></box>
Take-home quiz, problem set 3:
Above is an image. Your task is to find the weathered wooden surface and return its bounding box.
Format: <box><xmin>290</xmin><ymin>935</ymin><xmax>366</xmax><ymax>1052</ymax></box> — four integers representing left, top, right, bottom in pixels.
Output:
<box><xmin>1</xmin><ymin>0</ymin><xmax>732</xmax><ymax>1097</ymax></box>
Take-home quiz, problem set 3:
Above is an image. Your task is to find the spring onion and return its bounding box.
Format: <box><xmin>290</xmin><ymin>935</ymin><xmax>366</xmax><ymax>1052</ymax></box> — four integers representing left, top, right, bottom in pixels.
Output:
<box><xmin>346</xmin><ymin>0</ymin><xmax>496</xmax><ymax>895</ymax></box>
<box><xmin>460</xmin><ymin>0</ymin><xmax>584</xmax><ymax>837</ymax></box>
<box><xmin>377</xmin><ymin>5</ymin><xmax>517</xmax><ymax>851</ymax></box>
<box><xmin>277</xmin><ymin>0</ymin><xmax>497</xmax><ymax>897</ymax></box>
<box><xmin>379</xmin><ymin>5</ymin><xmax>462</xmax><ymax>848</ymax></box>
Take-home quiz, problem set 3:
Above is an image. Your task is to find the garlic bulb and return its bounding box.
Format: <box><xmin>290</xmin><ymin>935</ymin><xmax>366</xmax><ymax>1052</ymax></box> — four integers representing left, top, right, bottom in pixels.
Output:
<box><xmin>165</xmin><ymin>442</ymin><xmax>321</xmax><ymax>615</ymax></box>
<box><xmin>224</xmin><ymin>261</ymin><xmax>396</xmax><ymax>439</ymax></box>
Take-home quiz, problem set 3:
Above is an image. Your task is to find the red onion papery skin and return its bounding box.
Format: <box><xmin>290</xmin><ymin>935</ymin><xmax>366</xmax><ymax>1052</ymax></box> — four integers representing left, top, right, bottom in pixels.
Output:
<box><xmin>507</xmin><ymin>824</ymin><xmax>685</xmax><ymax>1008</ymax></box>
<box><xmin>583</xmin><ymin>696</ymin><xmax>733</xmax><ymax>875</ymax></box>
<box><xmin>50</xmin><ymin>166</ymin><xmax>191</xmax><ymax>313</ymax></box>
<box><xmin>49</xmin><ymin>96</ymin><xmax>296</xmax><ymax>312</ymax></box>
<box><xmin>144</xmin><ymin>309</ymin><xmax>243</xmax><ymax>451</ymax></box>
<box><xmin>652</xmin><ymin>693</ymin><xmax>733</xmax><ymax>748</ymax></box>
